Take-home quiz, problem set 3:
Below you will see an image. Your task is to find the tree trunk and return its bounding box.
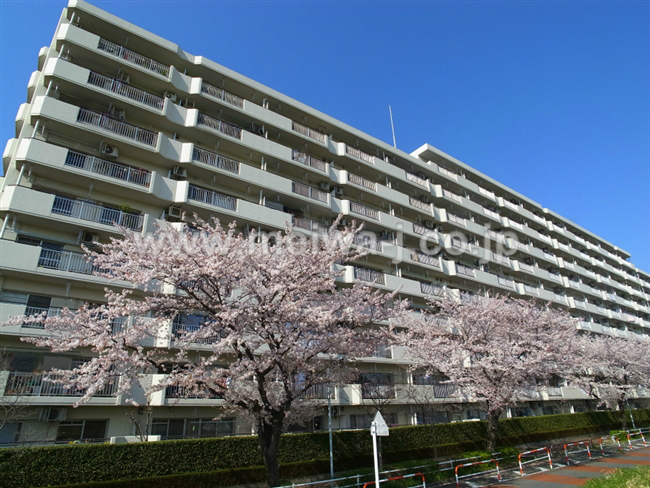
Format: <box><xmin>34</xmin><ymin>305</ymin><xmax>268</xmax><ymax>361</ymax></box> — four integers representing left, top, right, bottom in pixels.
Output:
<box><xmin>257</xmin><ymin>415</ymin><xmax>284</xmax><ymax>487</ymax></box>
<box><xmin>486</xmin><ymin>408</ymin><xmax>502</xmax><ymax>453</ymax></box>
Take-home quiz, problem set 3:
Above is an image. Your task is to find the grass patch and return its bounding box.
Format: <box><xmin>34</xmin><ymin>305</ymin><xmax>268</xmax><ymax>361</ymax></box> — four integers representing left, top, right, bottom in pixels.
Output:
<box><xmin>584</xmin><ymin>466</ymin><xmax>650</xmax><ymax>488</ymax></box>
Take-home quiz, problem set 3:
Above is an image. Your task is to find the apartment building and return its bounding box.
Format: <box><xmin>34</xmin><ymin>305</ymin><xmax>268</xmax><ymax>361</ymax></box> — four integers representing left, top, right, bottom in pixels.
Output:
<box><xmin>1</xmin><ymin>0</ymin><xmax>649</xmax><ymax>446</ymax></box>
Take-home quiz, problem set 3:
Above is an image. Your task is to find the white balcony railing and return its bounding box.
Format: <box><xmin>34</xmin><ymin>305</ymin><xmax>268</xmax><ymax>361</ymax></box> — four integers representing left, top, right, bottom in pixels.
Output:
<box><xmin>455</xmin><ymin>263</ymin><xmax>476</xmax><ymax>278</ymax></box>
<box><xmin>188</xmin><ymin>185</ymin><xmax>237</xmax><ymax>211</ymax></box>
<box><xmin>200</xmin><ymin>81</ymin><xmax>244</xmax><ymax>108</ymax></box>
<box><xmin>292</xmin><ymin>182</ymin><xmax>328</xmax><ymax>203</ymax></box>
<box><xmin>549</xmin><ymin>273</ymin><xmax>562</xmax><ymax>282</ymax></box>
<box><xmin>547</xmin><ymin>387</ymin><xmax>563</xmax><ymax>397</ymax></box>
<box><xmin>448</xmin><ymin>213</ymin><xmax>467</xmax><ymax>227</ymax></box>
<box><xmin>409</xmin><ymin>197</ymin><xmax>432</xmax><ymax>212</ymax></box>
<box><xmin>438</xmin><ymin>166</ymin><xmax>458</xmax><ymax>180</ymax></box>
<box><xmin>533</xmin><ymin>214</ymin><xmax>546</xmax><ymax>224</ymax></box>
<box><xmin>345</xmin><ymin>145</ymin><xmax>374</xmax><ymax>164</ymax></box>
<box><xmin>4</xmin><ymin>372</ymin><xmax>117</xmax><ymax>397</ymax></box>
<box><xmin>38</xmin><ymin>249</ymin><xmax>108</xmax><ymax>276</ymax></box>
<box><xmin>492</xmin><ymin>252</ymin><xmax>510</xmax><ymax>265</ymax></box>
<box><xmin>87</xmin><ymin>71</ymin><xmax>164</xmax><ymax>110</ymax></box>
<box><xmin>97</xmin><ymin>38</ymin><xmax>169</xmax><ymax>77</ymax></box>
<box><xmin>443</xmin><ymin>189</ymin><xmax>462</xmax><ymax>203</ymax></box>
<box><xmin>519</xmin><ymin>262</ymin><xmax>535</xmax><ymax>273</ymax></box>
<box><xmin>413</xmin><ymin>223</ymin><xmax>436</xmax><ymax>236</ymax></box>
<box><xmin>350</xmin><ymin>201</ymin><xmax>380</xmax><ymax>220</ymax></box>
<box><xmin>478</xmin><ymin>186</ymin><xmax>496</xmax><ymax>200</ymax></box>
<box><xmin>420</xmin><ymin>282</ymin><xmax>445</xmax><ymax>296</ymax></box>
<box><xmin>555</xmin><ymin>294</ymin><xmax>568</xmax><ymax>304</ymax></box>
<box><xmin>574</xmin><ymin>300</ymin><xmax>586</xmax><ymax>309</ymax></box>
<box><xmin>64</xmin><ymin>150</ymin><xmax>151</xmax><ymax>187</ymax></box>
<box><xmin>509</xmin><ymin>220</ymin><xmax>524</xmax><ymax>231</ymax></box>
<box><xmin>197</xmin><ymin>113</ymin><xmax>242</xmax><ymax>139</ymax></box>
<box><xmin>524</xmin><ymin>284</ymin><xmax>540</xmax><ymax>295</ymax></box>
<box><xmin>405</xmin><ymin>172</ymin><xmax>428</xmax><ymax>187</ymax></box>
<box><xmin>483</xmin><ymin>207</ymin><xmax>500</xmax><ymax>220</ymax></box>
<box><xmin>77</xmin><ymin>109</ymin><xmax>158</xmax><ymax>146</ymax></box>
<box><xmin>192</xmin><ymin>147</ymin><xmax>240</xmax><ymax>174</ymax></box>
<box><xmin>292</xmin><ymin>216</ymin><xmax>323</xmax><ymax>233</ymax></box>
<box><xmin>291</xmin><ymin>150</ymin><xmax>327</xmax><ymax>172</ymax></box>
<box><xmin>497</xmin><ymin>276</ymin><xmax>515</xmax><ymax>288</ymax></box>
<box><xmin>22</xmin><ymin>306</ymin><xmax>63</xmax><ymax>329</ymax></box>
<box><xmin>353</xmin><ymin>267</ymin><xmax>385</xmax><ymax>285</ymax></box>
<box><xmin>52</xmin><ymin>195</ymin><xmax>144</xmax><ymax>231</ymax></box>
<box><xmin>569</xmin><ymin>280</ymin><xmax>581</xmax><ymax>289</ymax></box>
<box><xmin>353</xmin><ymin>234</ymin><xmax>382</xmax><ymax>252</ymax></box>
<box><xmin>291</xmin><ymin>121</ymin><xmax>326</xmax><ymax>144</ymax></box>
<box><xmin>504</xmin><ymin>200</ymin><xmax>519</xmax><ymax>211</ymax></box>
<box><xmin>558</xmin><ymin>242</ymin><xmax>570</xmax><ymax>252</ymax></box>
<box><xmin>348</xmin><ymin>172</ymin><xmax>377</xmax><ymax>191</ymax></box>
<box><xmin>538</xmin><ymin>234</ymin><xmax>552</xmax><ymax>244</ymax></box>
<box><xmin>564</xmin><ymin>261</ymin><xmax>575</xmax><ymax>269</ymax></box>
<box><xmin>411</xmin><ymin>250</ymin><xmax>441</xmax><ymax>269</ymax></box>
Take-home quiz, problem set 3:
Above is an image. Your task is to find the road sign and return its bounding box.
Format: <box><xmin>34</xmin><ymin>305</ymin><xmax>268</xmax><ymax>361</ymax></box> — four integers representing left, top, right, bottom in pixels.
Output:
<box><xmin>371</xmin><ymin>411</ymin><xmax>389</xmax><ymax>436</ymax></box>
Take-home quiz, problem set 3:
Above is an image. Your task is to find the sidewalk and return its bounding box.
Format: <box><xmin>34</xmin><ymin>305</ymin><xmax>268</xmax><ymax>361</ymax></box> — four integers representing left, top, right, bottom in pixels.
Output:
<box><xmin>486</xmin><ymin>446</ymin><xmax>650</xmax><ymax>487</ymax></box>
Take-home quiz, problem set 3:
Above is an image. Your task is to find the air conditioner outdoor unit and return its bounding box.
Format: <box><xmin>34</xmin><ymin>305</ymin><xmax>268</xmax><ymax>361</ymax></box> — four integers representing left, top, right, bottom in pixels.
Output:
<box><xmin>39</xmin><ymin>406</ymin><xmax>67</xmax><ymax>422</ymax></box>
<box><xmin>167</xmin><ymin>205</ymin><xmax>183</xmax><ymax>219</ymax></box>
<box><xmin>171</xmin><ymin>166</ymin><xmax>187</xmax><ymax>179</ymax></box>
<box><xmin>164</xmin><ymin>91</ymin><xmax>177</xmax><ymax>102</ymax></box>
<box><xmin>117</xmin><ymin>72</ymin><xmax>131</xmax><ymax>84</ymax></box>
<box><xmin>100</xmin><ymin>143</ymin><xmax>118</xmax><ymax>158</ymax></box>
<box><xmin>81</xmin><ymin>231</ymin><xmax>100</xmax><ymax>245</ymax></box>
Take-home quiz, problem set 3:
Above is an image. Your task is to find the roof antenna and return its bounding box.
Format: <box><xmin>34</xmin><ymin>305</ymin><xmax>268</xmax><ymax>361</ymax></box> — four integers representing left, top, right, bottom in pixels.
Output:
<box><xmin>389</xmin><ymin>105</ymin><xmax>397</xmax><ymax>148</ymax></box>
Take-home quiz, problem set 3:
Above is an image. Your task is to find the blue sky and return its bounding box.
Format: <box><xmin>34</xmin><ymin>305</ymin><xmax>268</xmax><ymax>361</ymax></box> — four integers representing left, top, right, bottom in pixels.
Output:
<box><xmin>1</xmin><ymin>0</ymin><xmax>649</xmax><ymax>271</ymax></box>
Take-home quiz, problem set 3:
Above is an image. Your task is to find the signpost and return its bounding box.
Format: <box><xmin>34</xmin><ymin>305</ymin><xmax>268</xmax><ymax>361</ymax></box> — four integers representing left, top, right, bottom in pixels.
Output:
<box><xmin>370</xmin><ymin>411</ymin><xmax>389</xmax><ymax>488</ymax></box>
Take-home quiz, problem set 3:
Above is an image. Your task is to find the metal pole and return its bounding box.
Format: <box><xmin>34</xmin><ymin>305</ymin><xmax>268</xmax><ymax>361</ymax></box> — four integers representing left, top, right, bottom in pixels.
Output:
<box><xmin>328</xmin><ymin>383</ymin><xmax>334</xmax><ymax>486</ymax></box>
<box><xmin>626</xmin><ymin>398</ymin><xmax>637</xmax><ymax>430</ymax></box>
<box><xmin>372</xmin><ymin>422</ymin><xmax>380</xmax><ymax>488</ymax></box>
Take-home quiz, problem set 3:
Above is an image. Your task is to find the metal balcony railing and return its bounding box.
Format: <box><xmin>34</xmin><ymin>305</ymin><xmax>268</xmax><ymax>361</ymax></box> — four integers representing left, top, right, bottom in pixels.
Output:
<box><xmin>345</xmin><ymin>145</ymin><xmax>374</xmax><ymax>164</ymax></box>
<box><xmin>196</xmin><ymin>113</ymin><xmax>242</xmax><ymax>139</ymax></box>
<box><xmin>291</xmin><ymin>182</ymin><xmax>328</xmax><ymax>203</ymax></box>
<box><xmin>291</xmin><ymin>121</ymin><xmax>326</xmax><ymax>144</ymax></box>
<box><xmin>87</xmin><ymin>71</ymin><xmax>164</xmax><ymax>110</ymax></box>
<box><xmin>443</xmin><ymin>189</ymin><xmax>462</xmax><ymax>203</ymax></box>
<box><xmin>547</xmin><ymin>387</ymin><xmax>563</xmax><ymax>397</ymax></box>
<box><xmin>38</xmin><ymin>249</ymin><xmax>110</xmax><ymax>276</ymax></box>
<box><xmin>438</xmin><ymin>166</ymin><xmax>458</xmax><ymax>180</ymax></box>
<box><xmin>405</xmin><ymin>172</ymin><xmax>428</xmax><ymax>187</ymax></box>
<box><xmin>22</xmin><ymin>306</ymin><xmax>62</xmax><ymax>329</ymax></box>
<box><xmin>187</xmin><ymin>185</ymin><xmax>237</xmax><ymax>211</ymax></box>
<box><xmin>349</xmin><ymin>201</ymin><xmax>379</xmax><ymax>220</ymax></box>
<box><xmin>172</xmin><ymin>317</ymin><xmax>222</xmax><ymax>345</ymax></box>
<box><xmin>353</xmin><ymin>234</ymin><xmax>382</xmax><ymax>252</ymax></box>
<box><xmin>361</xmin><ymin>384</ymin><xmax>395</xmax><ymax>400</ymax></box>
<box><xmin>413</xmin><ymin>223</ymin><xmax>436</xmax><ymax>236</ymax></box>
<box><xmin>4</xmin><ymin>372</ymin><xmax>116</xmax><ymax>397</ymax></box>
<box><xmin>64</xmin><ymin>151</ymin><xmax>151</xmax><ymax>187</ymax></box>
<box><xmin>52</xmin><ymin>196</ymin><xmax>144</xmax><ymax>231</ymax></box>
<box><xmin>455</xmin><ymin>263</ymin><xmax>476</xmax><ymax>278</ymax></box>
<box><xmin>97</xmin><ymin>38</ymin><xmax>169</xmax><ymax>77</ymax></box>
<box><xmin>77</xmin><ymin>108</ymin><xmax>158</xmax><ymax>146</ymax></box>
<box><xmin>409</xmin><ymin>196</ymin><xmax>431</xmax><ymax>212</ymax></box>
<box><xmin>447</xmin><ymin>213</ymin><xmax>467</xmax><ymax>226</ymax></box>
<box><xmin>292</xmin><ymin>216</ymin><xmax>323</xmax><ymax>233</ymax></box>
<box><xmin>433</xmin><ymin>384</ymin><xmax>459</xmax><ymax>398</ymax></box>
<box><xmin>483</xmin><ymin>207</ymin><xmax>500</xmax><ymax>220</ymax></box>
<box><xmin>519</xmin><ymin>262</ymin><xmax>534</xmax><ymax>273</ymax></box>
<box><xmin>420</xmin><ymin>282</ymin><xmax>444</xmax><ymax>296</ymax></box>
<box><xmin>504</xmin><ymin>200</ymin><xmax>519</xmax><ymax>211</ymax></box>
<box><xmin>299</xmin><ymin>383</ymin><xmax>334</xmax><ymax>399</ymax></box>
<box><xmin>497</xmin><ymin>276</ymin><xmax>515</xmax><ymax>288</ymax></box>
<box><xmin>348</xmin><ymin>173</ymin><xmax>377</xmax><ymax>191</ymax></box>
<box><xmin>478</xmin><ymin>186</ymin><xmax>496</xmax><ymax>200</ymax></box>
<box><xmin>200</xmin><ymin>81</ymin><xmax>244</xmax><ymax>108</ymax></box>
<box><xmin>524</xmin><ymin>284</ymin><xmax>540</xmax><ymax>295</ymax></box>
<box><xmin>509</xmin><ymin>220</ymin><xmax>524</xmax><ymax>231</ymax></box>
<box><xmin>165</xmin><ymin>385</ymin><xmax>222</xmax><ymax>399</ymax></box>
<box><xmin>192</xmin><ymin>147</ymin><xmax>240</xmax><ymax>174</ymax></box>
<box><xmin>353</xmin><ymin>267</ymin><xmax>385</xmax><ymax>285</ymax></box>
<box><xmin>492</xmin><ymin>252</ymin><xmax>510</xmax><ymax>265</ymax></box>
<box><xmin>411</xmin><ymin>250</ymin><xmax>441</xmax><ymax>269</ymax></box>
<box><xmin>291</xmin><ymin>150</ymin><xmax>327</xmax><ymax>172</ymax></box>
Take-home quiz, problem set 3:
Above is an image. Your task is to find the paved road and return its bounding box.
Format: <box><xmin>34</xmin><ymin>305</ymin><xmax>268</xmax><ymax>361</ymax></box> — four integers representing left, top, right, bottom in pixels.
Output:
<box><xmin>483</xmin><ymin>446</ymin><xmax>650</xmax><ymax>487</ymax></box>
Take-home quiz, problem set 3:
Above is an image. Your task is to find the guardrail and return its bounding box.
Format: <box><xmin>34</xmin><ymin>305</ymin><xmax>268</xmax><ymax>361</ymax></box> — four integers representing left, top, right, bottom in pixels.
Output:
<box><xmin>455</xmin><ymin>459</ymin><xmax>500</xmax><ymax>488</ymax></box>
<box><xmin>518</xmin><ymin>447</ymin><xmax>552</xmax><ymax>475</ymax></box>
<box><xmin>564</xmin><ymin>441</ymin><xmax>591</xmax><ymax>464</ymax></box>
<box><xmin>362</xmin><ymin>472</ymin><xmax>425</xmax><ymax>488</ymax></box>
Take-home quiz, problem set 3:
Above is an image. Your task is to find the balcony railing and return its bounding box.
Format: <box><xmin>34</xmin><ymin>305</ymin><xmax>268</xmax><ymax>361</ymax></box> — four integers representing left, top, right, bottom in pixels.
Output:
<box><xmin>192</xmin><ymin>147</ymin><xmax>240</xmax><ymax>174</ymax></box>
<box><xmin>4</xmin><ymin>372</ymin><xmax>116</xmax><ymax>397</ymax></box>
<box><xmin>409</xmin><ymin>197</ymin><xmax>431</xmax><ymax>212</ymax></box>
<box><xmin>348</xmin><ymin>173</ymin><xmax>377</xmax><ymax>191</ymax></box>
<box><xmin>299</xmin><ymin>383</ymin><xmax>333</xmax><ymax>399</ymax></box>
<box><xmin>200</xmin><ymin>81</ymin><xmax>244</xmax><ymax>109</ymax></box>
<box><xmin>292</xmin><ymin>182</ymin><xmax>328</xmax><ymax>203</ymax></box>
<box><xmin>509</xmin><ymin>220</ymin><xmax>524</xmax><ymax>231</ymax></box>
<box><xmin>569</xmin><ymin>280</ymin><xmax>581</xmax><ymax>289</ymax></box>
<box><xmin>350</xmin><ymin>201</ymin><xmax>380</xmax><ymax>220</ymax></box>
<box><xmin>555</xmin><ymin>294</ymin><xmax>568</xmax><ymax>304</ymax></box>
<box><xmin>538</xmin><ymin>234</ymin><xmax>552</xmax><ymax>244</ymax></box>
<box><xmin>533</xmin><ymin>214</ymin><xmax>546</xmax><ymax>224</ymax></box>
<box><xmin>291</xmin><ymin>150</ymin><xmax>327</xmax><ymax>172</ymax></box>
<box><xmin>292</xmin><ymin>216</ymin><xmax>323</xmax><ymax>233</ymax></box>
<box><xmin>22</xmin><ymin>306</ymin><xmax>62</xmax><ymax>329</ymax></box>
<box><xmin>420</xmin><ymin>282</ymin><xmax>445</xmax><ymax>296</ymax></box>
<box><xmin>504</xmin><ymin>200</ymin><xmax>519</xmax><ymax>211</ymax></box>
<box><xmin>519</xmin><ymin>262</ymin><xmax>534</xmax><ymax>273</ymax></box>
<box><xmin>165</xmin><ymin>385</ymin><xmax>222</xmax><ymax>399</ymax></box>
<box><xmin>434</xmin><ymin>384</ymin><xmax>459</xmax><ymax>398</ymax></box>
<box><xmin>558</xmin><ymin>242</ymin><xmax>570</xmax><ymax>252</ymax></box>
<box><xmin>97</xmin><ymin>38</ymin><xmax>169</xmax><ymax>77</ymax></box>
<box><xmin>438</xmin><ymin>166</ymin><xmax>458</xmax><ymax>180</ymax></box>
<box><xmin>564</xmin><ymin>261</ymin><xmax>575</xmax><ymax>269</ymax></box>
<box><xmin>353</xmin><ymin>234</ymin><xmax>382</xmax><ymax>252</ymax></box>
<box><xmin>478</xmin><ymin>187</ymin><xmax>496</xmax><ymax>200</ymax></box>
<box><xmin>52</xmin><ymin>196</ymin><xmax>144</xmax><ymax>231</ymax></box>
<box><xmin>405</xmin><ymin>172</ymin><xmax>428</xmax><ymax>187</ymax></box>
<box><xmin>455</xmin><ymin>263</ymin><xmax>476</xmax><ymax>278</ymax></box>
<box><xmin>172</xmin><ymin>317</ymin><xmax>222</xmax><ymax>345</ymax></box>
<box><xmin>483</xmin><ymin>207</ymin><xmax>500</xmax><ymax>220</ymax></box>
<box><xmin>492</xmin><ymin>252</ymin><xmax>510</xmax><ymax>265</ymax></box>
<box><xmin>188</xmin><ymin>185</ymin><xmax>237</xmax><ymax>211</ymax></box>
<box><xmin>354</xmin><ymin>267</ymin><xmax>385</xmax><ymax>285</ymax></box>
<box><xmin>38</xmin><ymin>249</ymin><xmax>108</xmax><ymax>276</ymax></box>
<box><xmin>443</xmin><ymin>189</ymin><xmax>462</xmax><ymax>203</ymax></box>
<box><xmin>411</xmin><ymin>250</ymin><xmax>441</xmax><ymax>269</ymax></box>
<box><xmin>361</xmin><ymin>384</ymin><xmax>395</xmax><ymax>399</ymax></box>
<box><xmin>447</xmin><ymin>213</ymin><xmax>467</xmax><ymax>226</ymax></box>
<box><xmin>497</xmin><ymin>276</ymin><xmax>514</xmax><ymax>288</ymax></box>
<box><xmin>606</xmin><ymin>292</ymin><xmax>617</xmax><ymax>301</ymax></box>
<box><xmin>524</xmin><ymin>284</ymin><xmax>540</xmax><ymax>295</ymax></box>
<box><xmin>292</xmin><ymin>121</ymin><xmax>326</xmax><ymax>144</ymax></box>
<box><xmin>547</xmin><ymin>387</ymin><xmax>563</xmax><ymax>397</ymax></box>
<box><xmin>372</xmin><ymin>345</ymin><xmax>392</xmax><ymax>359</ymax></box>
<box><xmin>413</xmin><ymin>223</ymin><xmax>436</xmax><ymax>236</ymax></box>
<box><xmin>543</xmin><ymin>251</ymin><xmax>557</xmax><ymax>263</ymax></box>
<box><xmin>197</xmin><ymin>113</ymin><xmax>242</xmax><ymax>139</ymax></box>
<box><xmin>575</xmin><ymin>300</ymin><xmax>586</xmax><ymax>309</ymax></box>
<box><xmin>549</xmin><ymin>272</ymin><xmax>562</xmax><ymax>282</ymax></box>
<box><xmin>77</xmin><ymin>108</ymin><xmax>158</xmax><ymax>146</ymax></box>
<box><xmin>345</xmin><ymin>145</ymin><xmax>374</xmax><ymax>164</ymax></box>
<box><xmin>64</xmin><ymin>151</ymin><xmax>151</xmax><ymax>187</ymax></box>
<box><xmin>87</xmin><ymin>71</ymin><xmax>164</xmax><ymax>110</ymax></box>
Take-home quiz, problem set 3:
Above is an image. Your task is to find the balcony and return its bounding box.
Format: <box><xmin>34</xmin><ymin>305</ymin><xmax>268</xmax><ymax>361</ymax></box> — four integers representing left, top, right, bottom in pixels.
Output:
<box><xmin>443</xmin><ymin>189</ymin><xmax>462</xmax><ymax>203</ymax></box>
<box><xmin>420</xmin><ymin>282</ymin><xmax>444</xmax><ymax>296</ymax></box>
<box><xmin>97</xmin><ymin>38</ymin><xmax>169</xmax><ymax>77</ymax></box>
<box><xmin>411</xmin><ymin>250</ymin><xmax>441</xmax><ymax>269</ymax></box>
<box><xmin>549</xmin><ymin>272</ymin><xmax>562</xmax><ymax>282</ymax></box>
<box><xmin>52</xmin><ymin>196</ymin><xmax>144</xmax><ymax>232</ymax></box>
<box><xmin>508</xmin><ymin>220</ymin><xmax>524</xmax><ymax>231</ymax></box>
<box><xmin>165</xmin><ymin>385</ymin><xmax>222</xmax><ymax>399</ymax></box>
<box><xmin>22</xmin><ymin>306</ymin><xmax>62</xmax><ymax>329</ymax></box>
<box><xmin>353</xmin><ymin>234</ymin><xmax>382</xmax><ymax>252</ymax></box>
<box><xmin>187</xmin><ymin>185</ymin><xmax>237</xmax><ymax>211</ymax></box>
<box><xmin>477</xmin><ymin>187</ymin><xmax>496</xmax><ymax>200</ymax></box>
<box><xmin>533</xmin><ymin>214</ymin><xmax>547</xmax><ymax>224</ymax></box>
<box><xmin>409</xmin><ymin>197</ymin><xmax>431</xmax><ymax>212</ymax></box>
<box><xmin>568</xmin><ymin>280</ymin><xmax>581</xmax><ymax>290</ymax></box>
<box><xmin>291</xmin><ymin>150</ymin><xmax>327</xmax><ymax>172</ymax></box>
<box><xmin>349</xmin><ymin>201</ymin><xmax>380</xmax><ymax>220</ymax></box>
<box><xmin>292</xmin><ymin>182</ymin><xmax>328</xmax><ymax>203</ymax></box>
<box><xmin>77</xmin><ymin>108</ymin><xmax>158</xmax><ymax>146</ymax></box>
<box><xmin>447</xmin><ymin>213</ymin><xmax>467</xmax><ymax>227</ymax></box>
<box><xmin>547</xmin><ymin>387</ymin><xmax>563</xmax><ymax>397</ymax></box>
<box><xmin>492</xmin><ymin>252</ymin><xmax>510</xmax><ymax>266</ymax></box>
<box><xmin>172</xmin><ymin>315</ymin><xmax>222</xmax><ymax>345</ymax></box>
<box><xmin>345</xmin><ymin>145</ymin><xmax>374</xmax><ymax>164</ymax></box>
<box><xmin>564</xmin><ymin>261</ymin><xmax>575</xmax><ymax>269</ymax></box>
<box><xmin>292</xmin><ymin>216</ymin><xmax>323</xmax><ymax>233</ymax></box>
<box><xmin>524</xmin><ymin>284</ymin><xmax>540</xmax><ymax>296</ymax></box>
<box><xmin>38</xmin><ymin>249</ymin><xmax>107</xmax><ymax>276</ymax></box>
<box><xmin>291</xmin><ymin>121</ymin><xmax>326</xmax><ymax>144</ymax></box>
<box><xmin>504</xmin><ymin>200</ymin><xmax>520</xmax><ymax>211</ymax></box>
<box><xmin>348</xmin><ymin>173</ymin><xmax>377</xmax><ymax>191</ymax></box>
<box><xmin>372</xmin><ymin>345</ymin><xmax>393</xmax><ymax>359</ymax></box>
<box><xmin>405</xmin><ymin>172</ymin><xmax>428</xmax><ymax>187</ymax></box>
<box><xmin>483</xmin><ymin>207</ymin><xmax>500</xmax><ymax>220</ymax></box>
<box><xmin>87</xmin><ymin>71</ymin><xmax>164</xmax><ymax>110</ymax></box>
<box><xmin>3</xmin><ymin>372</ymin><xmax>117</xmax><ymax>397</ymax></box>
<box><xmin>455</xmin><ymin>263</ymin><xmax>476</xmax><ymax>278</ymax></box>
<box><xmin>438</xmin><ymin>166</ymin><xmax>458</xmax><ymax>180</ymax></box>
<box><xmin>538</xmin><ymin>234</ymin><xmax>552</xmax><ymax>244</ymax></box>
<box><xmin>64</xmin><ymin>150</ymin><xmax>151</xmax><ymax>187</ymax></box>
<box><xmin>200</xmin><ymin>81</ymin><xmax>244</xmax><ymax>109</ymax></box>
<box><xmin>197</xmin><ymin>113</ymin><xmax>242</xmax><ymax>139</ymax></box>
<box><xmin>434</xmin><ymin>384</ymin><xmax>459</xmax><ymax>398</ymax></box>
<box><xmin>192</xmin><ymin>147</ymin><xmax>240</xmax><ymax>174</ymax></box>
<box><xmin>413</xmin><ymin>223</ymin><xmax>436</xmax><ymax>236</ymax></box>
<box><xmin>519</xmin><ymin>262</ymin><xmax>535</xmax><ymax>274</ymax></box>
<box><xmin>497</xmin><ymin>276</ymin><xmax>515</xmax><ymax>289</ymax></box>
<box><xmin>299</xmin><ymin>384</ymin><xmax>334</xmax><ymax>399</ymax></box>
<box><xmin>575</xmin><ymin>300</ymin><xmax>586</xmax><ymax>309</ymax></box>
<box><xmin>554</xmin><ymin>294</ymin><xmax>568</xmax><ymax>304</ymax></box>
<box><xmin>353</xmin><ymin>266</ymin><xmax>385</xmax><ymax>285</ymax></box>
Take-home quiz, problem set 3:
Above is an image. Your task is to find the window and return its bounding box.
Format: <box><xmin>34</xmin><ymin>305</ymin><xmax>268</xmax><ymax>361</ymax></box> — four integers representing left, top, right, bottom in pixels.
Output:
<box><xmin>151</xmin><ymin>418</ymin><xmax>235</xmax><ymax>439</ymax></box>
<box><xmin>56</xmin><ymin>420</ymin><xmax>107</xmax><ymax>441</ymax></box>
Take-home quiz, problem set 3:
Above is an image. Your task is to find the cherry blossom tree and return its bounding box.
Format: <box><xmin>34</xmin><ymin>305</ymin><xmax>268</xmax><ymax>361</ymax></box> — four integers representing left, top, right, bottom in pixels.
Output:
<box><xmin>9</xmin><ymin>217</ymin><xmax>408</xmax><ymax>487</ymax></box>
<box><xmin>568</xmin><ymin>333</ymin><xmax>650</xmax><ymax>426</ymax></box>
<box><xmin>394</xmin><ymin>293</ymin><xmax>578</xmax><ymax>452</ymax></box>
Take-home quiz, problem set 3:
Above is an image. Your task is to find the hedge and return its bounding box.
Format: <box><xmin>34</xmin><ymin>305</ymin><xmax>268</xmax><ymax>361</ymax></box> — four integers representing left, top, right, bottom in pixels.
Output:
<box><xmin>1</xmin><ymin>408</ymin><xmax>647</xmax><ymax>488</ymax></box>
